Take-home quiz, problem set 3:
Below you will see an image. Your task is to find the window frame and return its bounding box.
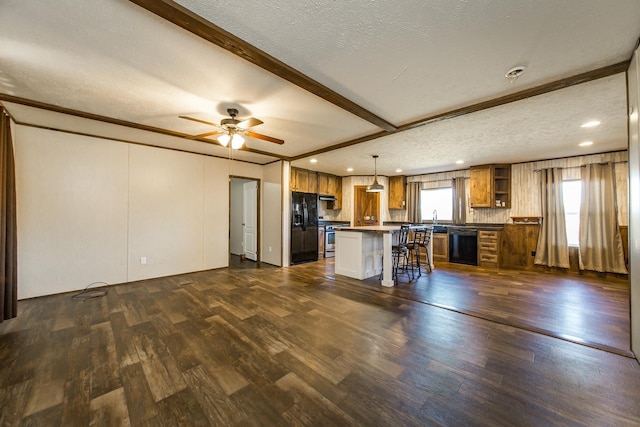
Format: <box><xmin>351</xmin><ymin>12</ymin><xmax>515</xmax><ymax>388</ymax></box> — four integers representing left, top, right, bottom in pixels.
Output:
<box><xmin>420</xmin><ymin>187</ymin><xmax>453</xmax><ymax>222</ymax></box>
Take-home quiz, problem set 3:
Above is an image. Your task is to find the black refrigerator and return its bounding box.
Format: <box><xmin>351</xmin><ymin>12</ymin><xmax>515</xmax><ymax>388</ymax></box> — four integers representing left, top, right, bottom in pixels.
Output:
<box><xmin>291</xmin><ymin>191</ymin><xmax>319</xmax><ymax>264</ymax></box>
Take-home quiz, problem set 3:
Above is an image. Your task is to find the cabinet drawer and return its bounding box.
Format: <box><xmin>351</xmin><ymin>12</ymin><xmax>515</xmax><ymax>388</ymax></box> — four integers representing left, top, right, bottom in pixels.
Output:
<box><xmin>479</xmin><ymin>242</ymin><xmax>498</xmax><ymax>250</ymax></box>
<box><xmin>478</xmin><ymin>230</ymin><xmax>499</xmax><ymax>240</ymax></box>
<box><xmin>480</xmin><ymin>253</ymin><xmax>498</xmax><ymax>262</ymax></box>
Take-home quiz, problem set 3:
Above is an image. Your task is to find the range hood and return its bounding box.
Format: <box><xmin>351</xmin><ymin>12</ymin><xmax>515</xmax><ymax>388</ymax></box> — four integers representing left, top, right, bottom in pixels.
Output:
<box><xmin>319</xmin><ymin>195</ymin><xmax>336</xmax><ymax>201</ymax></box>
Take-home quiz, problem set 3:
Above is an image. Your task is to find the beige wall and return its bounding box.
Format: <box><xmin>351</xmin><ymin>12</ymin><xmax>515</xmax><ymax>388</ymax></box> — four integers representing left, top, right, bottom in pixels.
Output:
<box><xmin>14</xmin><ymin>123</ymin><xmax>272</xmax><ymax>299</ymax></box>
<box><xmin>262</xmin><ymin>161</ymin><xmax>283</xmax><ymax>266</ymax></box>
<box><xmin>628</xmin><ymin>46</ymin><xmax>640</xmax><ymax>357</ymax></box>
<box><xmin>409</xmin><ymin>151</ymin><xmax>628</xmax><ymax>225</ymax></box>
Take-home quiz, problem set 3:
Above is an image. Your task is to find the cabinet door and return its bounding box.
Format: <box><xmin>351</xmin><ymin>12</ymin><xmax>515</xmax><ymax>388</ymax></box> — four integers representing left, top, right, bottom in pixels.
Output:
<box><xmin>432</xmin><ymin>234</ymin><xmax>449</xmax><ymax>261</ymax></box>
<box><xmin>327</xmin><ymin>175</ymin><xmax>338</xmax><ymax>196</ymax></box>
<box><xmin>306</xmin><ymin>170</ymin><xmax>318</xmax><ymax>194</ymax></box>
<box><xmin>318</xmin><ymin>173</ymin><xmax>329</xmax><ymax>195</ymax></box>
<box><xmin>388</xmin><ymin>176</ymin><xmax>406</xmax><ymax>209</ymax></box>
<box><xmin>470</xmin><ymin>167</ymin><xmax>491</xmax><ymax>207</ymax></box>
<box><xmin>331</xmin><ymin>178</ymin><xmax>342</xmax><ymax>210</ymax></box>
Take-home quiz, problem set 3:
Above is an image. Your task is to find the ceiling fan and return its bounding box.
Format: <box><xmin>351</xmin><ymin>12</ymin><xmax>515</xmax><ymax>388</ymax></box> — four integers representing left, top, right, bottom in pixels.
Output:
<box><xmin>179</xmin><ymin>108</ymin><xmax>284</xmax><ymax>149</ymax></box>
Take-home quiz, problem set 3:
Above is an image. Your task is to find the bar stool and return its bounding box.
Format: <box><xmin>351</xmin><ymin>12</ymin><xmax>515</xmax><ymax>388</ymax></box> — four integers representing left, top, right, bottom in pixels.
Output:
<box><xmin>407</xmin><ymin>227</ymin><xmax>432</xmax><ymax>277</ymax></box>
<box><xmin>392</xmin><ymin>225</ymin><xmax>412</xmax><ymax>283</ymax></box>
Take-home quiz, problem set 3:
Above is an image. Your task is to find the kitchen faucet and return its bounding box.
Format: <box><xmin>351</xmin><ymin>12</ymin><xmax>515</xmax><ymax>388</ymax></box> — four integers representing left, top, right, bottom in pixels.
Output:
<box><xmin>433</xmin><ymin>210</ymin><xmax>438</xmax><ymax>225</ymax></box>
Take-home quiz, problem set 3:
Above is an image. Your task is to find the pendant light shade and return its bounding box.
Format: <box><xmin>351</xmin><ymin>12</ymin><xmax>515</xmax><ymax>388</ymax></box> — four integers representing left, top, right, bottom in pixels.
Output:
<box><xmin>366</xmin><ymin>155</ymin><xmax>384</xmax><ymax>192</ymax></box>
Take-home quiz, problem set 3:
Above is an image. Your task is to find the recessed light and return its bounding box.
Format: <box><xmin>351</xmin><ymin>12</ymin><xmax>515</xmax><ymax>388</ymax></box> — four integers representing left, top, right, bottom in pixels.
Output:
<box><xmin>347</xmin><ymin>167</ymin><xmax>354</xmax><ymax>172</ymax></box>
<box><xmin>310</xmin><ymin>158</ymin><xmax>317</xmax><ymax>163</ymax></box>
<box><xmin>456</xmin><ymin>160</ymin><xmax>464</xmax><ymax>164</ymax></box>
<box><xmin>505</xmin><ymin>66</ymin><xmax>526</xmax><ymax>83</ymax></box>
<box><xmin>395</xmin><ymin>169</ymin><xmax>402</xmax><ymax>173</ymax></box>
<box><xmin>579</xmin><ymin>141</ymin><xmax>593</xmax><ymax>147</ymax></box>
<box><xmin>581</xmin><ymin>120</ymin><xmax>601</xmax><ymax>128</ymax></box>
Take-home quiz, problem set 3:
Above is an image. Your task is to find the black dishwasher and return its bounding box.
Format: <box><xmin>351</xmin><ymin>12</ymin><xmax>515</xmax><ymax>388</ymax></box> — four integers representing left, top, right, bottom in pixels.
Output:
<box><xmin>449</xmin><ymin>227</ymin><xmax>478</xmax><ymax>265</ymax></box>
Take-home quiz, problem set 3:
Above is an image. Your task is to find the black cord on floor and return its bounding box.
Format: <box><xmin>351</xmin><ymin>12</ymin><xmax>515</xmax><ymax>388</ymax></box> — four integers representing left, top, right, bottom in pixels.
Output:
<box><xmin>71</xmin><ymin>281</ymin><xmax>109</xmax><ymax>301</ymax></box>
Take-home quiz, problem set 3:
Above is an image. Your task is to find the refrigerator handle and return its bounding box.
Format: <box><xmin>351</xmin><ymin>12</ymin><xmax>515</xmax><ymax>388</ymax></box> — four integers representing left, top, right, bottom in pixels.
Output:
<box><xmin>302</xmin><ymin>199</ymin><xmax>308</xmax><ymax>231</ymax></box>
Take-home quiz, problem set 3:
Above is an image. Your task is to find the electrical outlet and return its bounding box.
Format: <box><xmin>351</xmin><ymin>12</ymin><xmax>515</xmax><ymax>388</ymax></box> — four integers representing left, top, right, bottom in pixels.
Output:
<box><xmin>141</xmin><ymin>256</ymin><xmax>147</xmax><ymax>264</ymax></box>
<box><xmin>269</xmin><ymin>246</ymin><xmax>272</xmax><ymax>252</ymax></box>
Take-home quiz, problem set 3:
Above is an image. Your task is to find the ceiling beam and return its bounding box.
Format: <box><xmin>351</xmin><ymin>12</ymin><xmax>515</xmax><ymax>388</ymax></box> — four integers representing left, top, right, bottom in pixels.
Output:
<box><xmin>128</xmin><ymin>0</ymin><xmax>397</xmax><ymax>133</ymax></box>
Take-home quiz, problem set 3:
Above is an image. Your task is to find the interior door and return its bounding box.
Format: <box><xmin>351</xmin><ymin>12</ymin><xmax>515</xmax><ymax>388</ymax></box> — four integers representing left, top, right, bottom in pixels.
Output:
<box><xmin>354</xmin><ymin>185</ymin><xmax>380</xmax><ymax>226</ymax></box>
<box><xmin>243</xmin><ymin>180</ymin><xmax>258</xmax><ymax>261</ymax></box>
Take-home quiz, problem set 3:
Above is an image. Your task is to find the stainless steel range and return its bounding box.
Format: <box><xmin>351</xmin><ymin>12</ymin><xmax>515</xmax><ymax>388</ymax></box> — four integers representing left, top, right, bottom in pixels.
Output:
<box><xmin>324</xmin><ymin>225</ymin><xmax>335</xmax><ymax>258</ymax></box>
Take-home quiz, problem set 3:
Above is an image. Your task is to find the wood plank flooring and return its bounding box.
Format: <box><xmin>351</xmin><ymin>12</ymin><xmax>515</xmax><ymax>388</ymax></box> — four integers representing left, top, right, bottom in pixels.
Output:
<box><xmin>359</xmin><ymin>260</ymin><xmax>631</xmax><ymax>355</ymax></box>
<box><xmin>0</xmin><ymin>258</ymin><xmax>638</xmax><ymax>426</ymax></box>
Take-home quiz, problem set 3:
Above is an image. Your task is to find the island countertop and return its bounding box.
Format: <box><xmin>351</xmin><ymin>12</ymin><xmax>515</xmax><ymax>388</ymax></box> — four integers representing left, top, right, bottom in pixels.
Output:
<box><xmin>335</xmin><ymin>225</ymin><xmax>402</xmax><ymax>232</ymax></box>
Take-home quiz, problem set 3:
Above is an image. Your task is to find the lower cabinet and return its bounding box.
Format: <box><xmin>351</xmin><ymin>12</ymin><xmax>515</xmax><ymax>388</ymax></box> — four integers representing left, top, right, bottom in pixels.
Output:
<box><xmin>478</xmin><ymin>230</ymin><xmax>500</xmax><ymax>267</ymax></box>
<box><xmin>432</xmin><ymin>233</ymin><xmax>448</xmax><ymax>262</ymax></box>
<box><xmin>319</xmin><ymin>227</ymin><xmax>325</xmax><ymax>258</ymax></box>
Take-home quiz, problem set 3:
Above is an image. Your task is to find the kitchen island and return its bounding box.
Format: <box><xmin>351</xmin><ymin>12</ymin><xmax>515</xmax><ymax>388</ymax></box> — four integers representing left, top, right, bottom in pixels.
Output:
<box><xmin>335</xmin><ymin>226</ymin><xmax>433</xmax><ymax>287</ymax></box>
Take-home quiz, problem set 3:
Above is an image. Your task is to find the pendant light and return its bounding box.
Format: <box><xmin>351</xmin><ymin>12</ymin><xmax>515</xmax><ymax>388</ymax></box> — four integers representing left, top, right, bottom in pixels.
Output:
<box><xmin>366</xmin><ymin>155</ymin><xmax>384</xmax><ymax>192</ymax></box>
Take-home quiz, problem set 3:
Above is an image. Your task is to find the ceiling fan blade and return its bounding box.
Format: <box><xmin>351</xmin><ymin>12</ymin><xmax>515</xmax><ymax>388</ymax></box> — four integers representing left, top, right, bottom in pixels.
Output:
<box><xmin>245</xmin><ymin>131</ymin><xmax>284</xmax><ymax>145</ymax></box>
<box><xmin>237</xmin><ymin>117</ymin><xmax>263</xmax><ymax>129</ymax></box>
<box><xmin>186</xmin><ymin>130</ymin><xmax>222</xmax><ymax>140</ymax></box>
<box><xmin>179</xmin><ymin>115</ymin><xmax>220</xmax><ymax>127</ymax></box>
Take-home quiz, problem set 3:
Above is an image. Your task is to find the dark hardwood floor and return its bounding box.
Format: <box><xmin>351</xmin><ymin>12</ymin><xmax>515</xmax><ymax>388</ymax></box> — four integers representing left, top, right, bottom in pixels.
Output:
<box><xmin>357</xmin><ymin>260</ymin><xmax>631</xmax><ymax>356</ymax></box>
<box><xmin>0</xmin><ymin>258</ymin><xmax>638</xmax><ymax>426</ymax></box>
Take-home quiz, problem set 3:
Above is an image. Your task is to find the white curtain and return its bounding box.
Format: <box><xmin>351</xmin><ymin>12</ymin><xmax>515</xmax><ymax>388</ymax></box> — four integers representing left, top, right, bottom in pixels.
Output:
<box><xmin>534</xmin><ymin>168</ymin><xmax>570</xmax><ymax>268</ymax></box>
<box><xmin>578</xmin><ymin>163</ymin><xmax>627</xmax><ymax>273</ymax></box>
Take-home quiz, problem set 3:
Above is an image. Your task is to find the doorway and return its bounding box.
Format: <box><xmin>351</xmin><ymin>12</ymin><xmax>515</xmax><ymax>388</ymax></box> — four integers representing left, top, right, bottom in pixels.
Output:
<box><xmin>354</xmin><ymin>185</ymin><xmax>380</xmax><ymax>226</ymax></box>
<box><xmin>229</xmin><ymin>176</ymin><xmax>260</xmax><ymax>265</ymax></box>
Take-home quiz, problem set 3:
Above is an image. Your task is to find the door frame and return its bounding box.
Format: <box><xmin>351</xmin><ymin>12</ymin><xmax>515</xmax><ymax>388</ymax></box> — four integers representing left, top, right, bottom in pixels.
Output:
<box><xmin>229</xmin><ymin>175</ymin><xmax>261</xmax><ymax>265</ymax></box>
<box><xmin>353</xmin><ymin>185</ymin><xmax>381</xmax><ymax>226</ymax></box>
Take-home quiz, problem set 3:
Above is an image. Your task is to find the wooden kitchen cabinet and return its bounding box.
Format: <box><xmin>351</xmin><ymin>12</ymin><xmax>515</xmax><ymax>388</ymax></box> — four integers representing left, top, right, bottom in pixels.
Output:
<box><xmin>318</xmin><ymin>173</ymin><xmax>330</xmax><ymax>195</ymax></box>
<box><xmin>388</xmin><ymin>176</ymin><xmax>406</xmax><ymax>209</ymax></box>
<box><xmin>432</xmin><ymin>233</ymin><xmax>448</xmax><ymax>262</ymax></box>
<box><xmin>318</xmin><ymin>226</ymin><xmax>325</xmax><ymax>257</ymax></box>
<box><xmin>329</xmin><ymin>177</ymin><xmax>342</xmax><ymax>210</ymax></box>
<box><xmin>470</xmin><ymin>164</ymin><xmax>511</xmax><ymax>208</ymax></box>
<box><xmin>290</xmin><ymin>167</ymin><xmax>318</xmax><ymax>193</ymax></box>
<box><xmin>500</xmin><ymin>224</ymin><xmax>540</xmax><ymax>270</ymax></box>
<box><xmin>478</xmin><ymin>230</ymin><xmax>500</xmax><ymax>267</ymax></box>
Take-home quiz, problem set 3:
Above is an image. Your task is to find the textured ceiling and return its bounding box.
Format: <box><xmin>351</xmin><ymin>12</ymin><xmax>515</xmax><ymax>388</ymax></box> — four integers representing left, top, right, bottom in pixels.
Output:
<box><xmin>0</xmin><ymin>0</ymin><xmax>639</xmax><ymax>175</ymax></box>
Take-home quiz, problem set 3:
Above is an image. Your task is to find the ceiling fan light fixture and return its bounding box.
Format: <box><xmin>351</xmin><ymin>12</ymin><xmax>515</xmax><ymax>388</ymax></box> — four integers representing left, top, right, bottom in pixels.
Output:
<box><xmin>231</xmin><ymin>133</ymin><xmax>245</xmax><ymax>149</ymax></box>
<box><xmin>366</xmin><ymin>155</ymin><xmax>385</xmax><ymax>193</ymax></box>
<box><xmin>217</xmin><ymin>133</ymin><xmax>231</xmax><ymax>147</ymax></box>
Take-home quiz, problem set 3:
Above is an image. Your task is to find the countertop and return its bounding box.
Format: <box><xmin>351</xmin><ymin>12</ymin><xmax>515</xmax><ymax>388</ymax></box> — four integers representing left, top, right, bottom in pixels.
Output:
<box><xmin>382</xmin><ymin>222</ymin><xmax>504</xmax><ymax>232</ymax></box>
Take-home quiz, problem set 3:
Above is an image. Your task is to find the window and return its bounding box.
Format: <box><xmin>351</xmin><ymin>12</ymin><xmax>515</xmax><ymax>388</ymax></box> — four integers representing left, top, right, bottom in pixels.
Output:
<box><xmin>563</xmin><ymin>180</ymin><xmax>581</xmax><ymax>246</ymax></box>
<box><xmin>420</xmin><ymin>188</ymin><xmax>453</xmax><ymax>221</ymax></box>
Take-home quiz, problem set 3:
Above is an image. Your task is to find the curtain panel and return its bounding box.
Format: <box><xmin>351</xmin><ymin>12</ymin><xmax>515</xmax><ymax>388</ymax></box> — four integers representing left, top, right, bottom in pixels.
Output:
<box><xmin>407</xmin><ymin>181</ymin><xmax>422</xmax><ymax>223</ymax></box>
<box><xmin>534</xmin><ymin>168</ymin><xmax>570</xmax><ymax>268</ymax></box>
<box><xmin>578</xmin><ymin>163</ymin><xmax>627</xmax><ymax>274</ymax></box>
<box><xmin>1</xmin><ymin>108</ymin><xmax>18</xmax><ymax>322</ymax></box>
<box><xmin>451</xmin><ymin>177</ymin><xmax>466</xmax><ymax>225</ymax></box>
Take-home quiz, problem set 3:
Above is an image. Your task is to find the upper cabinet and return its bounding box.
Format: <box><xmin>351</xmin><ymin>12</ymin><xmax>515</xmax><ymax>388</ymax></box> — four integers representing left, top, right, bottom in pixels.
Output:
<box><xmin>291</xmin><ymin>167</ymin><xmax>317</xmax><ymax>193</ymax></box>
<box><xmin>470</xmin><ymin>164</ymin><xmax>511</xmax><ymax>208</ymax></box>
<box><xmin>388</xmin><ymin>176</ymin><xmax>406</xmax><ymax>210</ymax></box>
<box><xmin>318</xmin><ymin>173</ymin><xmax>330</xmax><ymax>195</ymax></box>
<box><xmin>292</xmin><ymin>168</ymin><xmax>341</xmax><ymax>209</ymax></box>
<box><xmin>329</xmin><ymin>177</ymin><xmax>342</xmax><ymax>210</ymax></box>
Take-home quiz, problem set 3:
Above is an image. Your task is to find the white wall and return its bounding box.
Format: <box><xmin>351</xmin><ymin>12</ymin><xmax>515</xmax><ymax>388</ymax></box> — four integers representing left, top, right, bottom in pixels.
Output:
<box><xmin>262</xmin><ymin>161</ymin><xmax>282</xmax><ymax>266</ymax></box>
<box><xmin>127</xmin><ymin>145</ymin><xmax>205</xmax><ymax>282</ymax></box>
<box><xmin>627</xmin><ymin>46</ymin><xmax>640</xmax><ymax>357</ymax></box>
<box><xmin>14</xmin><ymin>124</ymin><xmax>267</xmax><ymax>298</ymax></box>
<box><xmin>14</xmin><ymin>127</ymin><xmax>129</xmax><ymax>298</ymax></box>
